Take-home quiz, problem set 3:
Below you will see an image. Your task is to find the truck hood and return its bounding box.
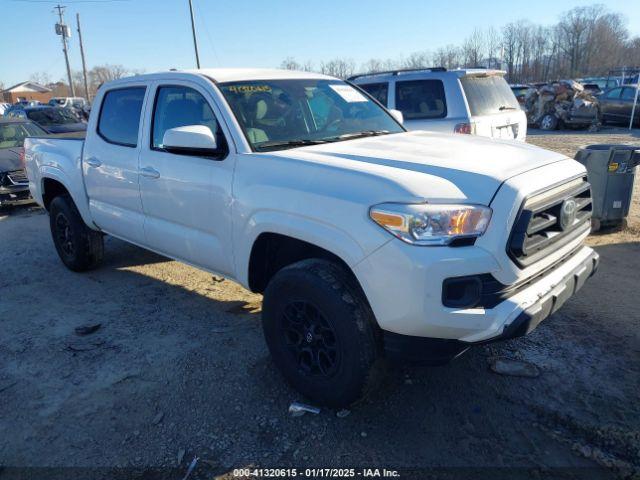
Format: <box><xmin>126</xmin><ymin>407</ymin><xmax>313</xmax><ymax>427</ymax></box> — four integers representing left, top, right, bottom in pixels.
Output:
<box><xmin>267</xmin><ymin>131</ymin><xmax>567</xmax><ymax>205</ymax></box>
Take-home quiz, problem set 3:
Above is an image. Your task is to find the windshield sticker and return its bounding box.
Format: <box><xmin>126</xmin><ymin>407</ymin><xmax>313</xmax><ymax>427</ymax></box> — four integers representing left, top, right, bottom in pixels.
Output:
<box><xmin>227</xmin><ymin>85</ymin><xmax>272</xmax><ymax>94</ymax></box>
<box><xmin>329</xmin><ymin>84</ymin><xmax>368</xmax><ymax>103</ymax></box>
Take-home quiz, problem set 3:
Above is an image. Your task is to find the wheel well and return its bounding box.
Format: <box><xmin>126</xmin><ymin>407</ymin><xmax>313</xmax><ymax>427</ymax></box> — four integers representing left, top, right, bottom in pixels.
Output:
<box><xmin>248</xmin><ymin>233</ymin><xmax>358</xmax><ymax>294</ymax></box>
<box><xmin>42</xmin><ymin>178</ymin><xmax>70</xmax><ymax>210</ymax></box>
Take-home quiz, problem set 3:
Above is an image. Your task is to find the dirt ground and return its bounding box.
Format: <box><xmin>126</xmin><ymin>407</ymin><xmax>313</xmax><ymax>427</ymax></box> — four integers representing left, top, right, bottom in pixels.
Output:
<box><xmin>1</xmin><ymin>128</ymin><xmax>639</xmax><ymax>480</ymax></box>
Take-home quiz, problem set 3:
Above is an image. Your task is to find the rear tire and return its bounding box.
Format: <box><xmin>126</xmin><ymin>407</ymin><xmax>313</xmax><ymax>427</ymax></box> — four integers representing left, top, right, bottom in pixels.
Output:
<box><xmin>49</xmin><ymin>195</ymin><xmax>103</xmax><ymax>272</ymax></box>
<box><xmin>262</xmin><ymin>259</ymin><xmax>382</xmax><ymax>408</ymax></box>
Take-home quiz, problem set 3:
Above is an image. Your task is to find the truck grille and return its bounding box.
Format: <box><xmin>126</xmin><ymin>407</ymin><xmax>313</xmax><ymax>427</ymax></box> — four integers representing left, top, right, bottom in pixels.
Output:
<box><xmin>7</xmin><ymin>170</ymin><xmax>28</xmax><ymax>185</ymax></box>
<box><xmin>508</xmin><ymin>176</ymin><xmax>592</xmax><ymax>267</ymax></box>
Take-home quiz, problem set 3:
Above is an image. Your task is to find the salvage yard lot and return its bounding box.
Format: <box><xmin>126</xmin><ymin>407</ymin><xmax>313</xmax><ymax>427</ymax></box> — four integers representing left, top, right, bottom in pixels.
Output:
<box><xmin>1</xmin><ymin>128</ymin><xmax>639</xmax><ymax>479</ymax></box>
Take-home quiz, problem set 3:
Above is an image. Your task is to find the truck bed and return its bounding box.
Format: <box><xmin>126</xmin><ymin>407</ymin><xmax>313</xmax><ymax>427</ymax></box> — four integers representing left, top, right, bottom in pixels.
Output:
<box><xmin>24</xmin><ymin>135</ymin><xmax>91</xmax><ymax>225</ymax></box>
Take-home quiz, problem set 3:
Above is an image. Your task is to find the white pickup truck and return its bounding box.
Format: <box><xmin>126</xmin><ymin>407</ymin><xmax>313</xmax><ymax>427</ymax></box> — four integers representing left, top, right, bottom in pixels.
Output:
<box><xmin>25</xmin><ymin>69</ymin><xmax>598</xmax><ymax>407</ymax></box>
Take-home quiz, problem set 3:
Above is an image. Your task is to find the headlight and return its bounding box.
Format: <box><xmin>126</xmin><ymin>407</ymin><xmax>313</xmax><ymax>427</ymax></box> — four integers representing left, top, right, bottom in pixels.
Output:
<box><xmin>369</xmin><ymin>203</ymin><xmax>492</xmax><ymax>246</ymax></box>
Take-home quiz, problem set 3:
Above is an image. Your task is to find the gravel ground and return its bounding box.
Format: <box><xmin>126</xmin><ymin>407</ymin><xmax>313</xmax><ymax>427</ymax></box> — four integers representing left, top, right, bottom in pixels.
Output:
<box><xmin>0</xmin><ymin>128</ymin><xmax>638</xmax><ymax>480</ymax></box>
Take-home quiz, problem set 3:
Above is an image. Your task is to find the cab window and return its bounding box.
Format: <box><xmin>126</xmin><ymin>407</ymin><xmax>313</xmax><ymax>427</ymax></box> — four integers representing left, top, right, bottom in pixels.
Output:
<box><xmin>151</xmin><ymin>85</ymin><xmax>227</xmax><ymax>155</ymax></box>
<box><xmin>98</xmin><ymin>87</ymin><xmax>146</xmax><ymax>147</ymax></box>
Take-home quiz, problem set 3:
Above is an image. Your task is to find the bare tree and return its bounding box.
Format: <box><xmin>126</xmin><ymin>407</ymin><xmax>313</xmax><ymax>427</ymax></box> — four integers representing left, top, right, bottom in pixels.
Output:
<box><xmin>485</xmin><ymin>27</ymin><xmax>501</xmax><ymax>69</ymax></box>
<box><xmin>462</xmin><ymin>29</ymin><xmax>485</xmax><ymax>67</ymax></box>
<box><xmin>280</xmin><ymin>57</ymin><xmax>314</xmax><ymax>72</ymax></box>
<box><xmin>89</xmin><ymin>64</ymin><xmax>130</xmax><ymax>85</ymax></box>
<box><xmin>433</xmin><ymin>45</ymin><xmax>462</xmax><ymax>69</ymax></box>
<box><xmin>320</xmin><ymin>58</ymin><xmax>356</xmax><ymax>79</ymax></box>
<box><xmin>403</xmin><ymin>51</ymin><xmax>432</xmax><ymax>69</ymax></box>
<box><xmin>29</xmin><ymin>72</ymin><xmax>52</xmax><ymax>86</ymax></box>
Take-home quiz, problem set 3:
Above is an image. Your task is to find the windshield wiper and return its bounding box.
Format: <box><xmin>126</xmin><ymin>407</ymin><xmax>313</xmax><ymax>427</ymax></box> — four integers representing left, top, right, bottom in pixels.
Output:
<box><xmin>499</xmin><ymin>105</ymin><xmax>517</xmax><ymax>111</ymax></box>
<box><xmin>255</xmin><ymin>139</ymin><xmax>330</xmax><ymax>151</ymax></box>
<box><xmin>326</xmin><ymin>130</ymin><xmax>391</xmax><ymax>141</ymax></box>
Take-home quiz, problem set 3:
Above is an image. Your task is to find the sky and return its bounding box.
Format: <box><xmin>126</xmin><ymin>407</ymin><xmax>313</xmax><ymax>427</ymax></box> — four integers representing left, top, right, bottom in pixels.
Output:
<box><xmin>1</xmin><ymin>0</ymin><xmax>639</xmax><ymax>88</ymax></box>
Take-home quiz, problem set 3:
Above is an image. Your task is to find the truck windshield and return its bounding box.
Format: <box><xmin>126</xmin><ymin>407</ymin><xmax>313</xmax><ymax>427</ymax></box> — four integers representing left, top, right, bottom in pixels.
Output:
<box><xmin>460</xmin><ymin>75</ymin><xmax>520</xmax><ymax>116</ymax></box>
<box><xmin>218</xmin><ymin>79</ymin><xmax>404</xmax><ymax>152</ymax></box>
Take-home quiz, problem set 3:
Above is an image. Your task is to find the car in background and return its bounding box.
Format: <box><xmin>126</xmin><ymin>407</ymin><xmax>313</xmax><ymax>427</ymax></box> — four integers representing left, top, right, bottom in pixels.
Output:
<box><xmin>48</xmin><ymin>96</ymin><xmax>90</xmax><ymax>120</ymax></box>
<box><xmin>3</xmin><ymin>101</ymin><xmax>41</xmax><ymax>117</ymax></box>
<box><xmin>9</xmin><ymin>106</ymin><xmax>87</xmax><ymax>134</ymax></box>
<box><xmin>0</xmin><ymin>118</ymin><xmax>48</xmax><ymax>207</ymax></box>
<box><xmin>581</xmin><ymin>83</ymin><xmax>603</xmax><ymax>96</ymax></box>
<box><xmin>48</xmin><ymin>97</ymin><xmax>88</xmax><ymax>109</ymax></box>
<box><xmin>599</xmin><ymin>86</ymin><xmax>640</xmax><ymax>126</ymax></box>
<box><xmin>351</xmin><ymin>68</ymin><xmax>527</xmax><ymax>141</ymax></box>
<box><xmin>510</xmin><ymin>84</ymin><xmax>535</xmax><ymax>106</ymax></box>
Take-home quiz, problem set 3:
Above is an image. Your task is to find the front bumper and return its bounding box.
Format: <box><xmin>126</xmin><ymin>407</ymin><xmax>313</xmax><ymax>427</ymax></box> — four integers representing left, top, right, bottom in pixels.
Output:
<box><xmin>0</xmin><ymin>184</ymin><xmax>31</xmax><ymax>205</ymax></box>
<box><xmin>382</xmin><ymin>248</ymin><xmax>599</xmax><ymax>365</ymax></box>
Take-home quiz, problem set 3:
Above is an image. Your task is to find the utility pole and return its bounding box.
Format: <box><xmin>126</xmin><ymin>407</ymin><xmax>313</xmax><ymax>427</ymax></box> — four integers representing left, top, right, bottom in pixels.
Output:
<box><xmin>188</xmin><ymin>0</ymin><xmax>201</xmax><ymax>68</ymax></box>
<box><xmin>76</xmin><ymin>13</ymin><xmax>90</xmax><ymax>100</ymax></box>
<box><xmin>54</xmin><ymin>4</ymin><xmax>75</xmax><ymax>97</ymax></box>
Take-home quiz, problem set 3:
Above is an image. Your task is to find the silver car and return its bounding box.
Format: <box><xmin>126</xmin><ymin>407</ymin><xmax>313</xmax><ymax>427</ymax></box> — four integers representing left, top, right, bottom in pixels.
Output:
<box><xmin>351</xmin><ymin>68</ymin><xmax>527</xmax><ymax>141</ymax></box>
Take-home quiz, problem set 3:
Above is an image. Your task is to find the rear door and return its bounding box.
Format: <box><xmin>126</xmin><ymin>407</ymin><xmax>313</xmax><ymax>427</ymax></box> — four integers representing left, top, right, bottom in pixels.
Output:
<box><xmin>600</xmin><ymin>88</ymin><xmax>624</xmax><ymax>121</ymax></box>
<box><xmin>459</xmin><ymin>74</ymin><xmax>527</xmax><ymax>141</ymax></box>
<box><xmin>83</xmin><ymin>85</ymin><xmax>148</xmax><ymax>243</ymax></box>
<box><xmin>620</xmin><ymin>87</ymin><xmax>640</xmax><ymax>122</ymax></box>
<box><xmin>137</xmin><ymin>81</ymin><xmax>236</xmax><ymax>275</ymax></box>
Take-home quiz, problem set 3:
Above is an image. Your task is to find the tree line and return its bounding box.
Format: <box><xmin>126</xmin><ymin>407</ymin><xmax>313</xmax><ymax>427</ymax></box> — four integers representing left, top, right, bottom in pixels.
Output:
<box><xmin>281</xmin><ymin>4</ymin><xmax>640</xmax><ymax>83</ymax></box>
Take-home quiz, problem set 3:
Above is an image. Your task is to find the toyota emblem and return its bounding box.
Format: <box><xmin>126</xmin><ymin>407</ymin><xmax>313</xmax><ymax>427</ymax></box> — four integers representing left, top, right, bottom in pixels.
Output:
<box><xmin>559</xmin><ymin>198</ymin><xmax>577</xmax><ymax>230</ymax></box>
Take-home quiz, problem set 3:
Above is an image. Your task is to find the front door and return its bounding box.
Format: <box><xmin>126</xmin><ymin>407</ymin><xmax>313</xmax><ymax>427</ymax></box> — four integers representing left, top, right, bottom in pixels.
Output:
<box><xmin>137</xmin><ymin>81</ymin><xmax>235</xmax><ymax>275</ymax></box>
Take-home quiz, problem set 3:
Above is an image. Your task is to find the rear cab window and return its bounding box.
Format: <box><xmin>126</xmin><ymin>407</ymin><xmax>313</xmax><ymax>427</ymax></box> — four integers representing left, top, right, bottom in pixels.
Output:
<box><xmin>460</xmin><ymin>75</ymin><xmax>519</xmax><ymax>116</ymax></box>
<box><xmin>97</xmin><ymin>87</ymin><xmax>146</xmax><ymax>147</ymax></box>
<box><xmin>359</xmin><ymin>82</ymin><xmax>389</xmax><ymax>106</ymax></box>
<box><xmin>395</xmin><ymin>80</ymin><xmax>446</xmax><ymax>119</ymax></box>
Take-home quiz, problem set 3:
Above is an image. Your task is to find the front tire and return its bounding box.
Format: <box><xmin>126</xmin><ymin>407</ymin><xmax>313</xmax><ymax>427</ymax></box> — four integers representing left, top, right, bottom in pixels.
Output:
<box><xmin>49</xmin><ymin>195</ymin><xmax>104</xmax><ymax>272</ymax></box>
<box><xmin>262</xmin><ymin>259</ymin><xmax>382</xmax><ymax>408</ymax></box>
<box><xmin>539</xmin><ymin>113</ymin><xmax>558</xmax><ymax>131</ymax></box>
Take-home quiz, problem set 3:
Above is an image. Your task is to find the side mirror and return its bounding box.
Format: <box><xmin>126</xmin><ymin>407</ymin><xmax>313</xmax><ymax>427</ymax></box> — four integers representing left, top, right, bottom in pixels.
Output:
<box><xmin>389</xmin><ymin>109</ymin><xmax>404</xmax><ymax>125</ymax></box>
<box><xmin>162</xmin><ymin>125</ymin><xmax>217</xmax><ymax>155</ymax></box>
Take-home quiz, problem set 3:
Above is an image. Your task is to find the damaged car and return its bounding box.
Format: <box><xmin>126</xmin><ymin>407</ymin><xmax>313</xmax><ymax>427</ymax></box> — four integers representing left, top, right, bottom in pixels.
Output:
<box><xmin>0</xmin><ymin>118</ymin><xmax>47</xmax><ymax>207</ymax></box>
<box><xmin>525</xmin><ymin>80</ymin><xmax>600</xmax><ymax>131</ymax></box>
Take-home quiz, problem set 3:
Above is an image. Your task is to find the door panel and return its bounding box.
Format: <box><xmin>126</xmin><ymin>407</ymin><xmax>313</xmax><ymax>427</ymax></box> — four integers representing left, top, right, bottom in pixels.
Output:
<box><xmin>83</xmin><ymin>86</ymin><xmax>147</xmax><ymax>243</ymax></box>
<box><xmin>138</xmin><ymin>82</ymin><xmax>235</xmax><ymax>275</ymax></box>
<box><xmin>621</xmin><ymin>87</ymin><xmax>639</xmax><ymax>121</ymax></box>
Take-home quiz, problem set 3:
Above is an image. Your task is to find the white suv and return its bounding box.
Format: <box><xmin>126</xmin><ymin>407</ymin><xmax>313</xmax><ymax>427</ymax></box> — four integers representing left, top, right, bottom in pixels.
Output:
<box><xmin>351</xmin><ymin>68</ymin><xmax>527</xmax><ymax>141</ymax></box>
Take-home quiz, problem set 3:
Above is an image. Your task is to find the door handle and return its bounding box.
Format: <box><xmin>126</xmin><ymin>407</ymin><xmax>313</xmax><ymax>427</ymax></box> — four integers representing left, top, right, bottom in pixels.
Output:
<box><xmin>85</xmin><ymin>157</ymin><xmax>102</xmax><ymax>168</ymax></box>
<box><xmin>139</xmin><ymin>167</ymin><xmax>160</xmax><ymax>179</ymax></box>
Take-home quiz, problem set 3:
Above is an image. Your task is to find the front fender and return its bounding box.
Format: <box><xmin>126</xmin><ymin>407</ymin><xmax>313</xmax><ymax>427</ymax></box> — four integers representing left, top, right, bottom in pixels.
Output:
<box><xmin>234</xmin><ymin>209</ymin><xmax>388</xmax><ymax>289</ymax></box>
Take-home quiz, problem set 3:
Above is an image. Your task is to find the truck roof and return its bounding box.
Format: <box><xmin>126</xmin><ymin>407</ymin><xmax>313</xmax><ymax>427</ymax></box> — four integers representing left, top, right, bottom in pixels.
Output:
<box><xmin>105</xmin><ymin>68</ymin><xmax>335</xmax><ymax>86</ymax></box>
